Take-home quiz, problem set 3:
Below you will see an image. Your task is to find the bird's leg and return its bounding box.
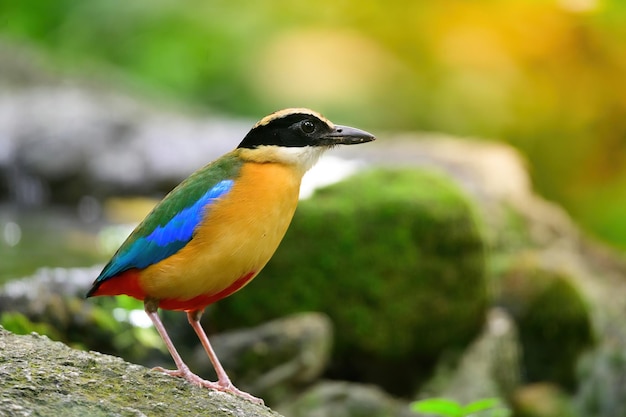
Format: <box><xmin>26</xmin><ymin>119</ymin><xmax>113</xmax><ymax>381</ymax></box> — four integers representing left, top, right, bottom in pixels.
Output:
<box><xmin>186</xmin><ymin>310</ymin><xmax>231</xmax><ymax>386</ymax></box>
<box><xmin>144</xmin><ymin>300</ymin><xmax>216</xmax><ymax>388</ymax></box>
<box><xmin>187</xmin><ymin>310</ymin><xmax>263</xmax><ymax>404</ymax></box>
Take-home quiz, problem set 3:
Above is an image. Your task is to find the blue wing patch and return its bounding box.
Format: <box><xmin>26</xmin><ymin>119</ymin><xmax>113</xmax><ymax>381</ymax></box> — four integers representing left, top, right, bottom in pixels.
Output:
<box><xmin>145</xmin><ymin>179</ymin><xmax>233</xmax><ymax>246</ymax></box>
<box><xmin>97</xmin><ymin>179</ymin><xmax>234</xmax><ymax>281</ymax></box>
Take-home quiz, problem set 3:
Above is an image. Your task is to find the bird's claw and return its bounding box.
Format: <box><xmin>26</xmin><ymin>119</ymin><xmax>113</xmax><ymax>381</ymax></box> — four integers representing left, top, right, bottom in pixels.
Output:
<box><xmin>212</xmin><ymin>382</ymin><xmax>264</xmax><ymax>405</ymax></box>
<box><xmin>151</xmin><ymin>366</ymin><xmax>263</xmax><ymax>405</ymax></box>
<box><xmin>198</xmin><ymin>378</ymin><xmax>264</xmax><ymax>405</ymax></box>
<box><xmin>151</xmin><ymin>365</ymin><xmax>210</xmax><ymax>387</ymax></box>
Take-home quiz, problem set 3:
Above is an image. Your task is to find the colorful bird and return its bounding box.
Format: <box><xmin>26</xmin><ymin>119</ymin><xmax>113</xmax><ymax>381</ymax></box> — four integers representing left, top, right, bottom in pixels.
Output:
<box><xmin>86</xmin><ymin>108</ymin><xmax>375</xmax><ymax>403</ymax></box>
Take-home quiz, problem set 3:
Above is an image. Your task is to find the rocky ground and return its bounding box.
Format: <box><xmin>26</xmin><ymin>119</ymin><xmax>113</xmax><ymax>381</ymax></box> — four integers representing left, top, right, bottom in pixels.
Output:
<box><xmin>0</xmin><ymin>326</ymin><xmax>281</xmax><ymax>417</ymax></box>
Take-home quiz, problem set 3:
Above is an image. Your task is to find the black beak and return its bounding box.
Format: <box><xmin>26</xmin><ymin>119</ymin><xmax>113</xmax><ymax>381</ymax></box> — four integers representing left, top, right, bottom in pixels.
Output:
<box><xmin>321</xmin><ymin>124</ymin><xmax>376</xmax><ymax>145</ymax></box>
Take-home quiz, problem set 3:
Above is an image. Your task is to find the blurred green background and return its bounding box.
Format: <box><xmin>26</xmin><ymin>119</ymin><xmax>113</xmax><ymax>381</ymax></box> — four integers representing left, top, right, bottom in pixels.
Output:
<box><xmin>1</xmin><ymin>0</ymin><xmax>625</xmax><ymax>251</ymax></box>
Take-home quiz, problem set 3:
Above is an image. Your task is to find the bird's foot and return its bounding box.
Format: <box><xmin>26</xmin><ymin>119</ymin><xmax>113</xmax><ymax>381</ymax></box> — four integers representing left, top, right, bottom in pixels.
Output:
<box><xmin>208</xmin><ymin>379</ymin><xmax>264</xmax><ymax>405</ymax></box>
<box><xmin>152</xmin><ymin>365</ymin><xmax>207</xmax><ymax>385</ymax></box>
<box><xmin>151</xmin><ymin>366</ymin><xmax>263</xmax><ymax>405</ymax></box>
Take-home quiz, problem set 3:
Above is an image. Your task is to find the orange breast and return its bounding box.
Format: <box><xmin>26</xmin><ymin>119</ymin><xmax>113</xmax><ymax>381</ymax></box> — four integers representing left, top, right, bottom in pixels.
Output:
<box><xmin>137</xmin><ymin>161</ymin><xmax>302</xmax><ymax>310</ymax></box>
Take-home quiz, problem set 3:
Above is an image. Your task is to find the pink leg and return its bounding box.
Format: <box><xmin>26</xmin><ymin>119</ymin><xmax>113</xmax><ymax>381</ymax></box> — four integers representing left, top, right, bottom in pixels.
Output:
<box><xmin>187</xmin><ymin>310</ymin><xmax>263</xmax><ymax>404</ymax></box>
<box><xmin>144</xmin><ymin>302</ymin><xmax>221</xmax><ymax>390</ymax></box>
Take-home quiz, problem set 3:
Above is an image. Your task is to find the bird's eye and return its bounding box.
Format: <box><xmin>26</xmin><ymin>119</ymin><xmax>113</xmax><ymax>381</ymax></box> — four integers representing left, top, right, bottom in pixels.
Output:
<box><xmin>300</xmin><ymin>120</ymin><xmax>316</xmax><ymax>134</ymax></box>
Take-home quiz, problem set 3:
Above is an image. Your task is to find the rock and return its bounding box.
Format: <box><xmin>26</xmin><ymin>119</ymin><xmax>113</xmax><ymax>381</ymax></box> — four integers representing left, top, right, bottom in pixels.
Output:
<box><xmin>575</xmin><ymin>338</ymin><xmax>626</xmax><ymax>417</ymax></box>
<box><xmin>277</xmin><ymin>381</ymin><xmax>413</xmax><ymax>417</ymax></box>
<box><xmin>213</xmin><ymin>168</ymin><xmax>488</xmax><ymax>396</ymax></box>
<box><xmin>0</xmin><ymin>266</ymin><xmax>164</xmax><ymax>363</ymax></box>
<box><xmin>333</xmin><ymin>135</ymin><xmax>532</xmax><ymax>204</ymax></box>
<box><xmin>191</xmin><ymin>312</ymin><xmax>333</xmax><ymax>405</ymax></box>
<box><xmin>331</xmin><ymin>136</ymin><xmax>574</xmax><ymax>252</ymax></box>
<box><xmin>0</xmin><ymin>266</ymin><xmax>100</xmax><ymax>343</ymax></box>
<box><xmin>0</xmin><ymin>265</ymin><xmax>99</xmax><ymax>302</ymax></box>
<box><xmin>497</xmin><ymin>256</ymin><xmax>594</xmax><ymax>390</ymax></box>
<box><xmin>420</xmin><ymin>308</ymin><xmax>521</xmax><ymax>404</ymax></box>
<box><xmin>341</xmin><ymin>136</ymin><xmax>626</xmax><ymax>416</ymax></box>
<box><xmin>0</xmin><ymin>86</ymin><xmax>249</xmax><ymax>204</ymax></box>
<box><xmin>375</xmin><ymin>137</ymin><xmax>626</xmax><ymax>416</ymax></box>
<box><xmin>0</xmin><ymin>325</ymin><xmax>282</xmax><ymax>417</ymax></box>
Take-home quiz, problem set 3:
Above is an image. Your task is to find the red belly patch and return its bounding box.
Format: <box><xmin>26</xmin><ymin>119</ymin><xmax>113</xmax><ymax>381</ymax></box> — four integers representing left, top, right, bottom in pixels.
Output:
<box><xmin>91</xmin><ymin>269</ymin><xmax>146</xmax><ymax>299</ymax></box>
<box><xmin>158</xmin><ymin>271</ymin><xmax>257</xmax><ymax>311</ymax></box>
<box><xmin>91</xmin><ymin>270</ymin><xmax>257</xmax><ymax>312</ymax></box>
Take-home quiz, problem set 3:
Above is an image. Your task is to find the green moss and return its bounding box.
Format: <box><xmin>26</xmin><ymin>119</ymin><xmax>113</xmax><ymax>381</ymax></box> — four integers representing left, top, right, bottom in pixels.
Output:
<box><xmin>213</xmin><ymin>168</ymin><xmax>488</xmax><ymax>394</ymax></box>
<box><xmin>0</xmin><ymin>327</ymin><xmax>282</xmax><ymax>416</ymax></box>
<box><xmin>498</xmin><ymin>257</ymin><xmax>594</xmax><ymax>391</ymax></box>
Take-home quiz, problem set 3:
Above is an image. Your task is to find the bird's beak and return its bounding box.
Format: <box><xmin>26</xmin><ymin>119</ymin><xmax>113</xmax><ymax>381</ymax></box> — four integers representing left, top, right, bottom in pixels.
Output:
<box><xmin>321</xmin><ymin>125</ymin><xmax>376</xmax><ymax>145</ymax></box>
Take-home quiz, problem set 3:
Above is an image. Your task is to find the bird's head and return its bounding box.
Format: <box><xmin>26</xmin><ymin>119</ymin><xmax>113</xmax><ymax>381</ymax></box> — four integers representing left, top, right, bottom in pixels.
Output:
<box><xmin>237</xmin><ymin>108</ymin><xmax>375</xmax><ymax>173</ymax></box>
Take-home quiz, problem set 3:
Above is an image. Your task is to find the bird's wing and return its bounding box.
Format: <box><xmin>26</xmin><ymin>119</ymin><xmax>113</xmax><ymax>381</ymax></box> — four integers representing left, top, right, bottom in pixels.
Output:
<box><xmin>94</xmin><ymin>154</ymin><xmax>243</xmax><ymax>284</ymax></box>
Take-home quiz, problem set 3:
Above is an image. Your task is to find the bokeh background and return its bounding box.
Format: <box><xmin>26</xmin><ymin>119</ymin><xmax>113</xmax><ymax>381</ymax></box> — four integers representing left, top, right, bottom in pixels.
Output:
<box><xmin>1</xmin><ymin>0</ymin><xmax>625</xmax><ymax>252</ymax></box>
<box><xmin>1</xmin><ymin>1</ymin><xmax>626</xmax><ymax>415</ymax></box>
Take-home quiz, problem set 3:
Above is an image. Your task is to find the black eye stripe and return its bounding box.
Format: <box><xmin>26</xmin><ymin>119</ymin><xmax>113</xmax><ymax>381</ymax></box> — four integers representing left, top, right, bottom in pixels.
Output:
<box><xmin>238</xmin><ymin>113</ymin><xmax>332</xmax><ymax>149</ymax></box>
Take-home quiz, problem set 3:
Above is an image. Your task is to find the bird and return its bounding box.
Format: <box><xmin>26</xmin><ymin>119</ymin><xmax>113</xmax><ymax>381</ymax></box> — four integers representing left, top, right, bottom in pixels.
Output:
<box><xmin>86</xmin><ymin>108</ymin><xmax>375</xmax><ymax>404</ymax></box>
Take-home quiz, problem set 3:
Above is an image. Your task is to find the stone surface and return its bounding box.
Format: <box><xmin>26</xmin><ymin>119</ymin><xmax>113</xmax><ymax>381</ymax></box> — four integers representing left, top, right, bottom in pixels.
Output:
<box><xmin>420</xmin><ymin>308</ymin><xmax>521</xmax><ymax>404</ymax></box>
<box><xmin>0</xmin><ymin>266</ymin><xmax>147</xmax><ymax>362</ymax></box>
<box><xmin>335</xmin><ymin>135</ymin><xmax>626</xmax><ymax>416</ymax></box>
<box><xmin>0</xmin><ymin>326</ymin><xmax>282</xmax><ymax>417</ymax></box>
<box><xmin>0</xmin><ymin>265</ymin><xmax>99</xmax><ymax>303</ymax></box>
<box><xmin>343</xmin><ymin>135</ymin><xmax>626</xmax><ymax>417</ymax></box>
<box><xmin>277</xmin><ymin>381</ymin><xmax>413</xmax><ymax>417</ymax></box>
<box><xmin>0</xmin><ymin>86</ymin><xmax>248</xmax><ymax>204</ymax></box>
<box><xmin>497</xmin><ymin>257</ymin><xmax>594</xmax><ymax>390</ymax></box>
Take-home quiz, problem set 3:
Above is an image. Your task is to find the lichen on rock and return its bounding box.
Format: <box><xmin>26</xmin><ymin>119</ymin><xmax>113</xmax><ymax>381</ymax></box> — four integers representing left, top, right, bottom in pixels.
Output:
<box><xmin>0</xmin><ymin>326</ymin><xmax>283</xmax><ymax>417</ymax></box>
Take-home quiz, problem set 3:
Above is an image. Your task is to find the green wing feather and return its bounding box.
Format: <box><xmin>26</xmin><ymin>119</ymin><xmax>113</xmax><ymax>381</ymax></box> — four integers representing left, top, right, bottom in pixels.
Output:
<box><xmin>93</xmin><ymin>152</ymin><xmax>244</xmax><ymax>284</ymax></box>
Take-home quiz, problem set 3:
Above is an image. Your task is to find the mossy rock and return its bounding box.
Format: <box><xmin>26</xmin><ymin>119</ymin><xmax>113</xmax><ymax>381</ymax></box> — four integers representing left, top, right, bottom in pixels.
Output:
<box><xmin>0</xmin><ymin>326</ymin><xmax>281</xmax><ymax>417</ymax></box>
<box><xmin>213</xmin><ymin>168</ymin><xmax>488</xmax><ymax>395</ymax></box>
<box><xmin>497</xmin><ymin>255</ymin><xmax>594</xmax><ymax>391</ymax></box>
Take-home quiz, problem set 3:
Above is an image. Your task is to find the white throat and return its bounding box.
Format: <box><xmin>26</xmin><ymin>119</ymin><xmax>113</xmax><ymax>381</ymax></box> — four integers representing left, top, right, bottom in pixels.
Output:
<box><xmin>250</xmin><ymin>145</ymin><xmax>328</xmax><ymax>174</ymax></box>
<box><xmin>278</xmin><ymin>146</ymin><xmax>327</xmax><ymax>172</ymax></box>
